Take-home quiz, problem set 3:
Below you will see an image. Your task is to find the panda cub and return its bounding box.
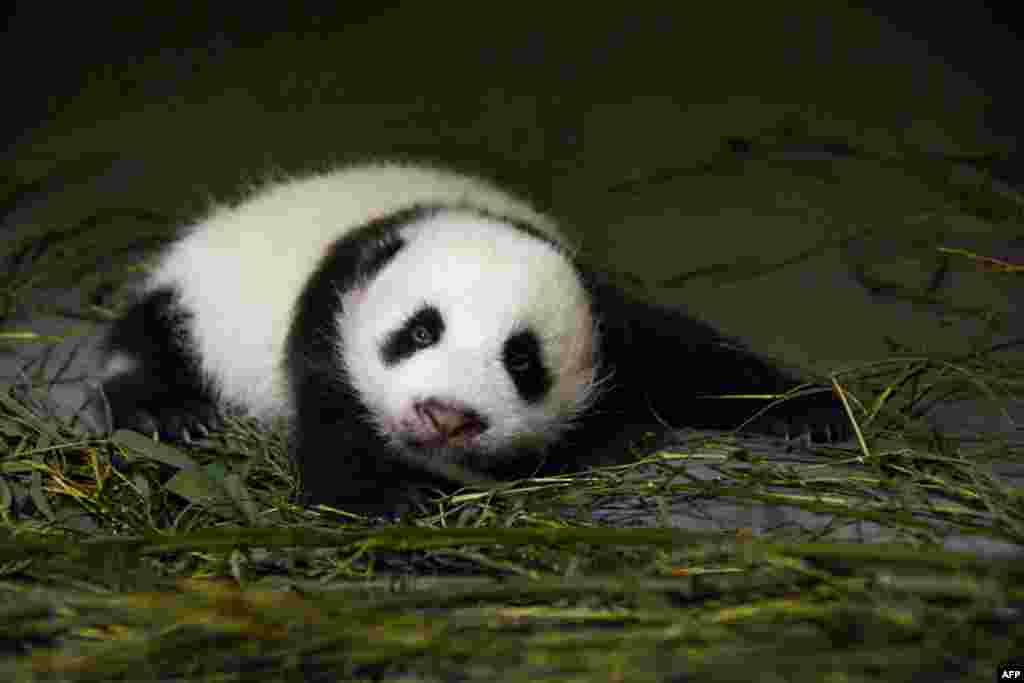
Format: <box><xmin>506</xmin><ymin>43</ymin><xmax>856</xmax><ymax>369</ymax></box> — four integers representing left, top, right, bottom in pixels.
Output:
<box><xmin>100</xmin><ymin>162</ymin><xmax>848</xmax><ymax>511</ymax></box>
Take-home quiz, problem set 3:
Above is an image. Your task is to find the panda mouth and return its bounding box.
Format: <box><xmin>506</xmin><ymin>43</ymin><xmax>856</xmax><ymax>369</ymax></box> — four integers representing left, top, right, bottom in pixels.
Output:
<box><xmin>404</xmin><ymin>399</ymin><xmax>489</xmax><ymax>450</ymax></box>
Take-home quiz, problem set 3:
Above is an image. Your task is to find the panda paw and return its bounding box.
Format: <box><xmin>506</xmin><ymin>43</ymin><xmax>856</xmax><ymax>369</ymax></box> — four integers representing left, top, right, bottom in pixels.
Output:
<box><xmin>100</xmin><ymin>377</ymin><xmax>223</xmax><ymax>443</ymax></box>
<box><xmin>124</xmin><ymin>400</ymin><xmax>223</xmax><ymax>443</ymax></box>
<box><xmin>740</xmin><ymin>391</ymin><xmax>853</xmax><ymax>444</ymax></box>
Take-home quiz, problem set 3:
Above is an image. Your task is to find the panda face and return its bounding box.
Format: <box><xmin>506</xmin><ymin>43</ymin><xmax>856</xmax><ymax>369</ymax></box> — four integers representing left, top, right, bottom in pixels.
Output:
<box><xmin>338</xmin><ymin>210</ymin><xmax>598</xmax><ymax>463</ymax></box>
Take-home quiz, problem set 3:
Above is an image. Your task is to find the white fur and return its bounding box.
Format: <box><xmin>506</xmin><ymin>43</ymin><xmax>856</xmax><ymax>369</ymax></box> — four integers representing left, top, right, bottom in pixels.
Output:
<box><xmin>142</xmin><ymin>163</ymin><xmax>589</xmax><ymax>429</ymax></box>
<box><xmin>341</xmin><ymin>210</ymin><xmax>597</xmax><ymax>455</ymax></box>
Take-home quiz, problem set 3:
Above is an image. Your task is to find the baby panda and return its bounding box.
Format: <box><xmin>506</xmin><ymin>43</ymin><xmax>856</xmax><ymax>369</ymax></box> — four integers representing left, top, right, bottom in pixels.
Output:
<box><xmin>100</xmin><ymin>161</ymin><xmax>849</xmax><ymax>512</ymax></box>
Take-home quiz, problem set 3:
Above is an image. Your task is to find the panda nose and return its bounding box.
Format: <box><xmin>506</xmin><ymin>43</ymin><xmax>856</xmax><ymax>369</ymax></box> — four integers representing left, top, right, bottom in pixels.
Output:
<box><xmin>415</xmin><ymin>399</ymin><xmax>488</xmax><ymax>446</ymax></box>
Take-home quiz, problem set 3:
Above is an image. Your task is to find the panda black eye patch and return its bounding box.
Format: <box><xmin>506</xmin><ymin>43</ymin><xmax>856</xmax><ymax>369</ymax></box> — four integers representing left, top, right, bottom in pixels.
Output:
<box><xmin>503</xmin><ymin>328</ymin><xmax>551</xmax><ymax>403</ymax></box>
<box><xmin>380</xmin><ymin>305</ymin><xmax>445</xmax><ymax>365</ymax></box>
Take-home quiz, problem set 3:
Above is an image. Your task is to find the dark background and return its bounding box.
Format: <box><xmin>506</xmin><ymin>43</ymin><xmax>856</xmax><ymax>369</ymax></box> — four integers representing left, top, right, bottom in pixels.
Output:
<box><xmin>3</xmin><ymin>2</ymin><xmax>1022</xmax><ymax>155</ymax></box>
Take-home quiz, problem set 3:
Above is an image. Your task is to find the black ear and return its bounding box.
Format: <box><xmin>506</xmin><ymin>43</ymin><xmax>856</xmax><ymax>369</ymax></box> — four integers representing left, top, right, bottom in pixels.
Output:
<box><xmin>582</xmin><ymin>271</ymin><xmax>850</xmax><ymax>442</ymax></box>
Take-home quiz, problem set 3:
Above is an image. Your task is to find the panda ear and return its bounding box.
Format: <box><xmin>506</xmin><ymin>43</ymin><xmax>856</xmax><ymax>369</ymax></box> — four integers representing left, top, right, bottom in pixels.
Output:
<box><xmin>359</xmin><ymin>235</ymin><xmax>406</xmax><ymax>280</ymax></box>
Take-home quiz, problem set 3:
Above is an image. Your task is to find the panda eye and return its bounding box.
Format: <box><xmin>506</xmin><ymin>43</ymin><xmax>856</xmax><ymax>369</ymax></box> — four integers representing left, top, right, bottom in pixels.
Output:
<box><xmin>507</xmin><ymin>353</ymin><xmax>533</xmax><ymax>373</ymax></box>
<box><xmin>380</xmin><ymin>305</ymin><xmax>445</xmax><ymax>366</ymax></box>
<box><xmin>502</xmin><ymin>329</ymin><xmax>551</xmax><ymax>403</ymax></box>
<box><xmin>411</xmin><ymin>325</ymin><xmax>435</xmax><ymax>347</ymax></box>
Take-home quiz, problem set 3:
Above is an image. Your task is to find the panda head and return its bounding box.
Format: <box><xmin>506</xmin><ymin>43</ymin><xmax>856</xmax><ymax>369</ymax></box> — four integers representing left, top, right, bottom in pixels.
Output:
<box><xmin>339</xmin><ymin>207</ymin><xmax>600</xmax><ymax>465</ymax></box>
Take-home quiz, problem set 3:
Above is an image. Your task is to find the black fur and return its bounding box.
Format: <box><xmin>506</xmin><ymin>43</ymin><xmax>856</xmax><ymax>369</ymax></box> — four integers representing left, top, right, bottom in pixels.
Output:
<box><xmin>557</xmin><ymin>275</ymin><xmax>850</xmax><ymax>459</ymax></box>
<box><xmin>100</xmin><ymin>287</ymin><xmax>221</xmax><ymax>440</ymax></box>
<box><xmin>502</xmin><ymin>329</ymin><xmax>550</xmax><ymax>403</ymax></box>
<box><xmin>380</xmin><ymin>305</ymin><xmax>444</xmax><ymax>366</ymax></box>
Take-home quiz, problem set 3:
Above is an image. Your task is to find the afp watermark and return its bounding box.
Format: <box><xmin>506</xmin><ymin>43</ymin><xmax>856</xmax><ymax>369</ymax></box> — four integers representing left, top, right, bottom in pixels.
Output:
<box><xmin>998</xmin><ymin>661</ymin><xmax>1024</xmax><ymax>681</ymax></box>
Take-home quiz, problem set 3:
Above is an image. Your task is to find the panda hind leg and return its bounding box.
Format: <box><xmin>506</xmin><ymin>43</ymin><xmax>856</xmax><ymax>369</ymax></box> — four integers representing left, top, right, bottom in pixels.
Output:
<box><xmin>99</xmin><ymin>287</ymin><xmax>222</xmax><ymax>442</ymax></box>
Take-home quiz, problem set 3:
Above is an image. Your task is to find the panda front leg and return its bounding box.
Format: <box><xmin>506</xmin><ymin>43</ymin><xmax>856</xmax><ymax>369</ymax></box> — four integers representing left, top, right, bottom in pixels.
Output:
<box><xmin>289</xmin><ymin>375</ymin><xmax>454</xmax><ymax>514</ymax></box>
<box><xmin>100</xmin><ymin>287</ymin><xmax>222</xmax><ymax>441</ymax></box>
<box><xmin>680</xmin><ymin>343</ymin><xmax>853</xmax><ymax>443</ymax></box>
<box><xmin>594</xmin><ymin>281</ymin><xmax>852</xmax><ymax>443</ymax></box>
<box><xmin>649</xmin><ymin>323</ymin><xmax>852</xmax><ymax>443</ymax></box>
